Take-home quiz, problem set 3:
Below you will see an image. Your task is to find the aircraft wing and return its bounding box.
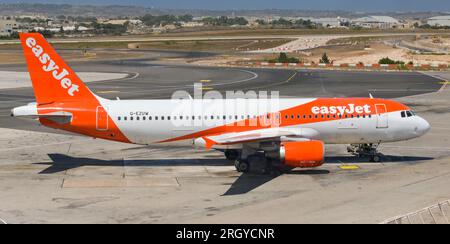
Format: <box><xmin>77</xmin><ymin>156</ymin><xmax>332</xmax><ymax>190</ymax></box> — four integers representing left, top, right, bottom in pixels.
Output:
<box><xmin>195</xmin><ymin>127</ymin><xmax>320</xmax><ymax>149</ymax></box>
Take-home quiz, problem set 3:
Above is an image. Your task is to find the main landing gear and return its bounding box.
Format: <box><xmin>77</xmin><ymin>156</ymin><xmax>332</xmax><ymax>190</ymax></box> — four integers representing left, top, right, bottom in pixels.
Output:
<box><xmin>225</xmin><ymin>147</ymin><xmax>285</xmax><ymax>175</ymax></box>
<box><xmin>234</xmin><ymin>154</ymin><xmax>275</xmax><ymax>174</ymax></box>
<box><xmin>347</xmin><ymin>143</ymin><xmax>383</xmax><ymax>162</ymax></box>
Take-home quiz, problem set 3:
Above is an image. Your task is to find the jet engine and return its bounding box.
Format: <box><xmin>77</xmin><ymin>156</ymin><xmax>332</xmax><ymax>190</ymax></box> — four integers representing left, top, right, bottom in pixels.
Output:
<box><xmin>279</xmin><ymin>141</ymin><xmax>325</xmax><ymax>168</ymax></box>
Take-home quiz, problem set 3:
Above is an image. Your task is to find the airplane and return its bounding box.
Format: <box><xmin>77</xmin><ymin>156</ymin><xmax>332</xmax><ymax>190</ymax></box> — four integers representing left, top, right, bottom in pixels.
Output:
<box><xmin>11</xmin><ymin>33</ymin><xmax>431</xmax><ymax>174</ymax></box>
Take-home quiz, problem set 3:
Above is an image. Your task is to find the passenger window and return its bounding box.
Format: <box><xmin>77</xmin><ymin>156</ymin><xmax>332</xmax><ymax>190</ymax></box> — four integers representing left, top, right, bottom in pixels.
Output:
<box><xmin>124</xmin><ymin>116</ymin><xmax>127</xmax><ymax>121</ymax></box>
<box><xmin>155</xmin><ymin>116</ymin><xmax>159</xmax><ymax>120</ymax></box>
<box><xmin>136</xmin><ymin>117</ymin><xmax>140</xmax><ymax>121</ymax></box>
<box><xmin>143</xmin><ymin>117</ymin><xmax>146</xmax><ymax>121</ymax></box>
<box><xmin>118</xmin><ymin>116</ymin><xmax>121</xmax><ymax>121</ymax></box>
<box><xmin>149</xmin><ymin>116</ymin><xmax>152</xmax><ymax>120</ymax></box>
<box><xmin>130</xmin><ymin>117</ymin><xmax>134</xmax><ymax>121</ymax></box>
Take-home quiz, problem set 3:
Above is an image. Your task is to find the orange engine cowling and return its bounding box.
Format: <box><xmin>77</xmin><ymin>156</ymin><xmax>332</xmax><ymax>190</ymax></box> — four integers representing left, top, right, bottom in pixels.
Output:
<box><xmin>280</xmin><ymin>141</ymin><xmax>325</xmax><ymax>168</ymax></box>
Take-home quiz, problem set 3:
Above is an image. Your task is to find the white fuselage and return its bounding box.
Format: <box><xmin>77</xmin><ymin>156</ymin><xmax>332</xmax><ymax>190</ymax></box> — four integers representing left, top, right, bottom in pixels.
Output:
<box><xmin>98</xmin><ymin>98</ymin><xmax>430</xmax><ymax>147</ymax></box>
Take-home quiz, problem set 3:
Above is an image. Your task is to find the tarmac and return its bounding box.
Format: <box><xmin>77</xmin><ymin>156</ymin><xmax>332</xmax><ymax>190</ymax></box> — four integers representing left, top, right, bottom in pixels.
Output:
<box><xmin>0</xmin><ymin>49</ymin><xmax>449</xmax><ymax>224</ymax></box>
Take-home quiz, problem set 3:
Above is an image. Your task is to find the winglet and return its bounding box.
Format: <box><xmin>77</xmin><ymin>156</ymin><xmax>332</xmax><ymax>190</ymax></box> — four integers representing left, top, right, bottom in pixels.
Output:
<box><xmin>193</xmin><ymin>136</ymin><xmax>217</xmax><ymax>150</ymax></box>
<box><xmin>203</xmin><ymin>137</ymin><xmax>217</xmax><ymax>150</ymax></box>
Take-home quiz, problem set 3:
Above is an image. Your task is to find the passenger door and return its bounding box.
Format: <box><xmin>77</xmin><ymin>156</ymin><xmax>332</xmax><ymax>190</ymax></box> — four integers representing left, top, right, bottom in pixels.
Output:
<box><xmin>96</xmin><ymin>106</ymin><xmax>109</xmax><ymax>131</ymax></box>
<box><xmin>375</xmin><ymin>104</ymin><xmax>388</xmax><ymax>128</ymax></box>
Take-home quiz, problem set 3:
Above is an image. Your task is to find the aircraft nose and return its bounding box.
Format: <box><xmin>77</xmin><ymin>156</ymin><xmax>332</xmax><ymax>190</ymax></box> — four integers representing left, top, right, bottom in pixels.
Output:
<box><xmin>415</xmin><ymin>117</ymin><xmax>431</xmax><ymax>136</ymax></box>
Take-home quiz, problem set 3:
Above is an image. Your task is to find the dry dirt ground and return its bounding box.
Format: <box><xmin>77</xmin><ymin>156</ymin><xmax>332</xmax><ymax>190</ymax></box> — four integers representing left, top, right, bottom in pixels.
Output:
<box><xmin>0</xmin><ymin>49</ymin><xmax>145</xmax><ymax>65</ymax></box>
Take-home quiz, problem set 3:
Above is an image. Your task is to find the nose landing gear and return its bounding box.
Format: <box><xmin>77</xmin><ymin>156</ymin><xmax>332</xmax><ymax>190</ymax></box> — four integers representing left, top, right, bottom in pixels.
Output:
<box><xmin>347</xmin><ymin>143</ymin><xmax>383</xmax><ymax>162</ymax></box>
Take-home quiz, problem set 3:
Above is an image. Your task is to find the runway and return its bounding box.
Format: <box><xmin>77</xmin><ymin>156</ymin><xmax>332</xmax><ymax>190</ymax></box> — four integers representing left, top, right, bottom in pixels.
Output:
<box><xmin>0</xmin><ymin>49</ymin><xmax>449</xmax><ymax>224</ymax></box>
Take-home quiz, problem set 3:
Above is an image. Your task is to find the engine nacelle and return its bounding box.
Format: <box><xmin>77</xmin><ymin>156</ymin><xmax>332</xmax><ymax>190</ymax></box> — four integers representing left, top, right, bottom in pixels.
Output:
<box><xmin>280</xmin><ymin>141</ymin><xmax>325</xmax><ymax>168</ymax></box>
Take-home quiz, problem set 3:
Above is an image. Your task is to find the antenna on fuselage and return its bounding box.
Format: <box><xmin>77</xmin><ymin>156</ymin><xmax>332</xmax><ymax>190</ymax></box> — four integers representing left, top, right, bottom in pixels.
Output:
<box><xmin>369</xmin><ymin>93</ymin><xmax>374</xmax><ymax>99</ymax></box>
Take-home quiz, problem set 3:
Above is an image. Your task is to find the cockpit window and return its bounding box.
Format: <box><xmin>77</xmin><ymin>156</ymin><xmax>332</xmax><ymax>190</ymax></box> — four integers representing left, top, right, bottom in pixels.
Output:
<box><xmin>401</xmin><ymin>110</ymin><xmax>416</xmax><ymax>118</ymax></box>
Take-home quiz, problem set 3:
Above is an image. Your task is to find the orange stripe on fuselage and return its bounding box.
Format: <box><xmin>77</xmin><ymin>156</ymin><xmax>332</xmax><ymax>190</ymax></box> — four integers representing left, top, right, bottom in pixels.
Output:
<box><xmin>159</xmin><ymin>98</ymin><xmax>409</xmax><ymax>143</ymax></box>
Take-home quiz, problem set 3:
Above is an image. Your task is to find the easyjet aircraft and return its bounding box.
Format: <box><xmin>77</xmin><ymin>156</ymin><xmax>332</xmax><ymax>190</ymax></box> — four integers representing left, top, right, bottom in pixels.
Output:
<box><xmin>12</xmin><ymin>33</ymin><xmax>431</xmax><ymax>174</ymax></box>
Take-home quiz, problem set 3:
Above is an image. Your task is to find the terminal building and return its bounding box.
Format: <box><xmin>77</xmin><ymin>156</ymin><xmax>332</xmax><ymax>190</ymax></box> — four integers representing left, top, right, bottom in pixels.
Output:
<box><xmin>427</xmin><ymin>16</ymin><xmax>450</xmax><ymax>27</ymax></box>
<box><xmin>0</xmin><ymin>19</ymin><xmax>19</xmax><ymax>37</ymax></box>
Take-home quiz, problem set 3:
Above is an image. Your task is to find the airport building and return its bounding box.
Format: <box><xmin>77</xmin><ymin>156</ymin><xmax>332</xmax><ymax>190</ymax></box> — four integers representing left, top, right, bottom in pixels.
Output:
<box><xmin>311</xmin><ymin>17</ymin><xmax>349</xmax><ymax>28</ymax></box>
<box><xmin>352</xmin><ymin>16</ymin><xmax>400</xmax><ymax>29</ymax></box>
<box><xmin>427</xmin><ymin>16</ymin><xmax>450</xmax><ymax>27</ymax></box>
<box><xmin>0</xmin><ymin>19</ymin><xmax>19</xmax><ymax>37</ymax></box>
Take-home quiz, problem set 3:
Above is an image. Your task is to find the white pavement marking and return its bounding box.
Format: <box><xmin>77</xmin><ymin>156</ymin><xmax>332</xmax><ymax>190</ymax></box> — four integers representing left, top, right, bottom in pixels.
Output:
<box><xmin>119</xmin><ymin>72</ymin><xmax>140</xmax><ymax>81</ymax></box>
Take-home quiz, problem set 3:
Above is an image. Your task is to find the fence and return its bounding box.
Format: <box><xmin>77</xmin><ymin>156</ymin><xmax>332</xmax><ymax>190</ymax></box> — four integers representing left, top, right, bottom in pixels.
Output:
<box><xmin>382</xmin><ymin>200</ymin><xmax>450</xmax><ymax>224</ymax></box>
<box><xmin>246</xmin><ymin>62</ymin><xmax>449</xmax><ymax>71</ymax></box>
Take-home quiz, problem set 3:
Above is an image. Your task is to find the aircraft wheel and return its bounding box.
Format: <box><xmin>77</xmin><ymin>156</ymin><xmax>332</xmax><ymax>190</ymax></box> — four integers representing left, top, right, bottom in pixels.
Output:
<box><xmin>235</xmin><ymin>160</ymin><xmax>250</xmax><ymax>173</ymax></box>
<box><xmin>225</xmin><ymin>150</ymin><xmax>240</xmax><ymax>161</ymax></box>
<box><xmin>371</xmin><ymin>155</ymin><xmax>381</xmax><ymax>162</ymax></box>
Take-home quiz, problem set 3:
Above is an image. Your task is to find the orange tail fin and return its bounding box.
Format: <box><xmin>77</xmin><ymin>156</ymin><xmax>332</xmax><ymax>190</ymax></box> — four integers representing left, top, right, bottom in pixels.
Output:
<box><xmin>20</xmin><ymin>33</ymin><xmax>96</xmax><ymax>104</ymax></box>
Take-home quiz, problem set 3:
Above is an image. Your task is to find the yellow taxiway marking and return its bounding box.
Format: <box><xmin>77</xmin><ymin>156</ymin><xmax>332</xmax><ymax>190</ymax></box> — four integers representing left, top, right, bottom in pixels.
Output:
<box><xmin>285</xmin><ymin>72</ymin><xmax>297</xmax><ymax>83</ymax></box>
<box><xmin>201</xmin><ymin>87</ymin><xmax>213</xmax><ymax>91</ymax></box>
<box><xmin>200</xmin><ymin>79</ymin><xmax>211</xmax><ymax>83</ymax></box>
<box><xmin>97</xmin><ymin>90</ymin><xmax>120</xmax><ymax>94</ymax></box>
<box><xmin>339</xmin><ymin>165</ymin><xmax>360</xmax><ymax>170</ymax></box>
<box><xmin>438</xmin><ymin>81</ymin><xmax>449</xmax><ymax>85</ymax></box>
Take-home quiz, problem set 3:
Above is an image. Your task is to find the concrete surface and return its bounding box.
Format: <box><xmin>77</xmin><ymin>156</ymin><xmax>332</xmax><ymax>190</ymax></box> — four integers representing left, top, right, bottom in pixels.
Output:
<box><xmin>0</xmin><ymin>49</ymin><xmax>448</xmax><ymax>224</ymax></box>
<box><xmin>0</xmin><ymin>71</ymin><xmax>128</xmax><ymax>89</ymax></box>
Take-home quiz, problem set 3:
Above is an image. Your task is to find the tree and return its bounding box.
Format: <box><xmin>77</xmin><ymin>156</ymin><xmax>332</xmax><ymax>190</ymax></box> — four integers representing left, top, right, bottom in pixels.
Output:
<box><xmin>320</xmin><ymin>53</ymin><xmax>330</xmax><ymax>64</ymax></box>
<box><xmin>278</xmin><ymin>53</ymin><xmax>289</xmax><ymax>63</ymax></box>
<box><xmin>379</xmin><ymin>57</ymin><xmax>404</xmax><ymax>65</ymax></box>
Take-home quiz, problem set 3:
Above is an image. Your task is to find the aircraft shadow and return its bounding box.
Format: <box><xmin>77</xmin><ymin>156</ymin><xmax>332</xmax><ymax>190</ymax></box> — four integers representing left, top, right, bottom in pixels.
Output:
<box><xmin>35</xmin><ymin>153</ymin><xmax>231</xmax><ymax>174</ymax></box>
<box><xmin>324</xmin><ymin>155</ymin><xmax>434</xmax><ymax>164</ymax></box>
<box><xmin>34</xmin><ymin>153</ymin><xmax>432</xmax><ymax>195</ymax></box>
<box><xmin>222</xmin><ymin>168</ymin><xmax>330</xmax><ymax>196</ymax></box>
